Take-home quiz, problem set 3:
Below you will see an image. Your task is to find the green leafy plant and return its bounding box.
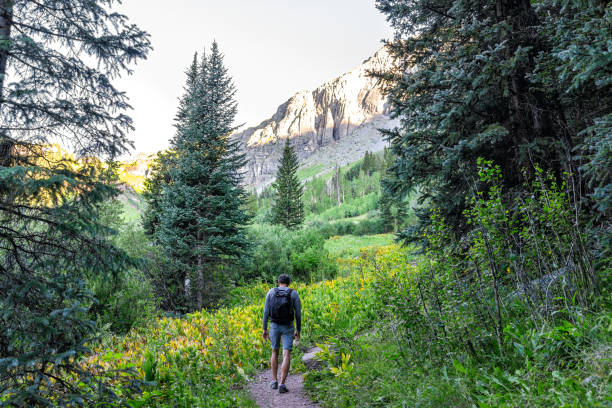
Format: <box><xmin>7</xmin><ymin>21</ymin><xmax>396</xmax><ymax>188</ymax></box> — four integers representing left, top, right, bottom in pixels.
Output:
<box><xmin>142</xmin><ymin>350</ymin><xmax>158</xmax><ymax>382</ymax></box>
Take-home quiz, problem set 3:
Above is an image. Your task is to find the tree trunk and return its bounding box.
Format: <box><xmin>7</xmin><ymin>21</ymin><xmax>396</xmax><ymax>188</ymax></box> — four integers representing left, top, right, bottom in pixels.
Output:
<box><xmin>196</xmin><ymin>232</ymin><xmax>204</xmax><ymax>311</ymax></box>
<box><xmin>197</xmin><ymin>256</ymin><xmax>204</xmax><ymax>311</ymax></box>
<box><xmin>0</xmin><ymin>1</ymin><xmax>13</xmax><ymax>170</ymax></box>
<box><xmin>0</xmin><ymin>138</ymin><xmax>12</xmax><ymax>166</ymax></box>
<box><xmin>496</xmin><ymin>0</ymin><xmax>551</xmax><ymax>166</ymax></box>
<box><xmin>335</xmin><ymin>163</ymin><xmax>340</xmax><ymax>207</ymax></box>
<box><xmin>0</xmin><ymin>0</ymin><xmax>13</xmax><ymax>103</ymax></box>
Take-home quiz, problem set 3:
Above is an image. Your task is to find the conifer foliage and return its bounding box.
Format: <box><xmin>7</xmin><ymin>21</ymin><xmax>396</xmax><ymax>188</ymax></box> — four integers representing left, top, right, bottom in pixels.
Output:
<box><xmin>147</xmin><ymin>43</ymin><xmax>250</xmax><ymax>311</ymax></box>
<box><xmin>380</xmin><ymin>150</ymin><xmax>408</xmax><ymax>232</ymax></box>
<box><xmin>375</xmin><ymin>0</ymin><xmax>611</xmax><ymax>240</ymax></box>
<box><xmin>0</xmin><ymin>0</ymin><xmax>150</xmax><ymax>405</ymax></box>
<box><xmin>271</xmin><ymin>138</ymin><xmax>304</xmax><ymax>230</ymax></box>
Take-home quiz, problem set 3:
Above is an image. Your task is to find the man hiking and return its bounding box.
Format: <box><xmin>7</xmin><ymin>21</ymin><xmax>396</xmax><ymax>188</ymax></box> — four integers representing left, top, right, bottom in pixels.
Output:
<box><xmin>262</xmin><ymin>273</ymin><xmax>301</xmax><ymax>394</ymax></box>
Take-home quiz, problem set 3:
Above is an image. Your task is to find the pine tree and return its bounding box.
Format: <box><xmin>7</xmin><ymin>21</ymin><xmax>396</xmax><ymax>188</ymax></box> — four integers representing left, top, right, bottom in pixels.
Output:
<box><xmin>143</xmin><ymin>54</ymin><xmax>199</xmax><ymax>239</ymax></box>
<box><xmin>142</xmin><ymin>54</ymin><xmax>205</xmax><ymax>311</ymax></box>
<box><xmin>375</xmin><ymin>0</ymin><xmax>611</xmax><ymax>240</ymax></box>
<box><xmin>0</xmin><ymin>0</ymin><xmax>150</xmax><ymax>405</ymax></box>
<box><xmin>157</xmin><ymin>43</ymin><xmax>250</xmax><ymax>310</ymax></box>
<box><xmin>141</xmin><ymin>56</ymin><xmax>199</xmax><ymax>310</ymax></box>
<box><xmin>362</xmin><ymin>151</ymin><xmax>375</xmax><ymax>175</ymax></box>
<box><xmin>271</xmin><ymin>138</ymin><xmax>304</xmax><ymax>229</ymax></box>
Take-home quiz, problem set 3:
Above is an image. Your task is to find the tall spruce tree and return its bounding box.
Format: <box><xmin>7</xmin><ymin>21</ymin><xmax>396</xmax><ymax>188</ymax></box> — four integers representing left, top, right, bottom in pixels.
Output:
<box><xmin>375</xmin><ymin>0</ymin><xmax>611</xmax><ymax>241</ymax></box>
<box><xmin>0</xmin><ymin>0</ymin><xmax>150</xmax><ymax>405</ymax></box>
<box><xmin>271</xmin><ymin>138</ymin><xmax>304</xmax><ymax>230</ymax></box>
<box><xmin>141</xmin><ymin>56</ymin><xmax>199</xmax><ymax>312</ymax></box>
<box><xmin>157</xmin><ymin>43</ymin><xmax>250</xmax><ymax>311</ymax></box>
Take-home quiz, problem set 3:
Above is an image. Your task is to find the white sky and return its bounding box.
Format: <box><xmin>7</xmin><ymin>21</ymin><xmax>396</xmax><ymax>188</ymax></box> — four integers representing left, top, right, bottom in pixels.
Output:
<box><xmin>114</xmin><ymin>0</ymin><xmax>393</xmax><ymax>156</ymax></box>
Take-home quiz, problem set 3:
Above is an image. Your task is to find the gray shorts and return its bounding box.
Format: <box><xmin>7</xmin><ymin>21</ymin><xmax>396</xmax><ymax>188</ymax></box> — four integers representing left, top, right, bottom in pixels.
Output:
<box><xmin>269</xmin><ymin>322</ymin><xmax>294</xmax><ymax>350</ymax></box>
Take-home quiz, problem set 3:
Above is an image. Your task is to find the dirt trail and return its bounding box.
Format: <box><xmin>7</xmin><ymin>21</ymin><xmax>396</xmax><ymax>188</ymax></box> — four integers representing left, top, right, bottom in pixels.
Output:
<box><xmin>249</xmin><ymin>370</ymin><xmax>320</xmax><ymax>408</ymax></box>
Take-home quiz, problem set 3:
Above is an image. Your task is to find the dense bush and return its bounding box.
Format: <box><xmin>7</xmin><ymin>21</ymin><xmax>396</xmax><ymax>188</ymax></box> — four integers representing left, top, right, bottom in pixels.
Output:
<box><xmin>87</xmin><ymin>205</ymin><xmax>160</xmax><ymax>332</ymax></box>
<box><xmin>115</xmin><ymin>224</ymin><xmax>187</xmax><ymax>313</ymax></box>
<box><xmin>353</xmin><ymin>218</ymin><xmax>387</xmax><ymax>235</ymax></box>
<box><xmin>289</xmin><ymin>229</ymin><xmax>337</xmax><ymax>281</ymax></box>
<box><xmin>245</xmin><ymin>224</ymin><xmax>337</xmax><ymax>283</ymax></box>
<box><xmin>89</xmin><ymin>268</ymin><xmax>158</xmax><ymax>335</ymax></box>
<box><xmin>310</xmin><ymin>216</ymin><xmax>390</xmax><ymax>239</ymax></box>
<box><xmin>309</xmin><ymin>219</ymin><xmax>337</xmax><ymax>238</ymax></box>
<box><xmin>330</xmin><ymin>220</ymin><xmax>357</xmax><ymax>236</ymax></box>
<box><xmin>243</xmin><ymin>224</ymin><xmax>293</xmax><ymax>282</ymax></box>
<box><xmin>393</xmin><ymin>160</ymin><xmax>600</xmax><ymax>360</ymax></box>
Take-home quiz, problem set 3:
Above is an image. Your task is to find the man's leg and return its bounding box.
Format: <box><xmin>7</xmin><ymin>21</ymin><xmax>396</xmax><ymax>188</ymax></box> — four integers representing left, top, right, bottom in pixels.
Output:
<box><xmin>279</xmin><ymin>349</ymin><xmax>291</xmax><ymax>384</ymax></box>
<box><xmin>271</xmin><ymin>349</ymin><xmax>279</xmax><ymax>382</ymax></box>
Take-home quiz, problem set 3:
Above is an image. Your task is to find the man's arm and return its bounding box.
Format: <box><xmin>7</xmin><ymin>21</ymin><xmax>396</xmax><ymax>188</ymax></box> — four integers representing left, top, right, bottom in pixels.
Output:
<box><xmin>293</xmin><ymin>291</ymin><xmax>301</xmax><ymax>333</ymax></box>
<box><xmin>263</xmin><ymin>290</ymin><xmax>271</xmax><ymax>333</ymax></box>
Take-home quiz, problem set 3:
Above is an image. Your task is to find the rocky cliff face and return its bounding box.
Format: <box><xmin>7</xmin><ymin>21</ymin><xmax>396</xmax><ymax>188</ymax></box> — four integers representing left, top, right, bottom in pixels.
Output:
<box><xmin>233</xmin><ymin>47</ymin><xmax>397</xmax><ymax>191</ymax></box>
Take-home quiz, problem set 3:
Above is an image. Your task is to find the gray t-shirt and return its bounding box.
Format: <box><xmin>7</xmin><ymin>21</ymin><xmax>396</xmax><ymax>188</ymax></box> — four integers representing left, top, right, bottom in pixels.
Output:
<box><xmin>262</xmin><ymin>286</ymin><xmax>301</xmax><ymax>332</ymax></box>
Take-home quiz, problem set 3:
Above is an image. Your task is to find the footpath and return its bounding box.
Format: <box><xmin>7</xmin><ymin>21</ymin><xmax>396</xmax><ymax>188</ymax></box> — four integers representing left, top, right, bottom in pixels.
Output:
<box><xmin>248</xmin><ymin>347</ymin><xmax>322</xmax><ymax>408</ymax></box>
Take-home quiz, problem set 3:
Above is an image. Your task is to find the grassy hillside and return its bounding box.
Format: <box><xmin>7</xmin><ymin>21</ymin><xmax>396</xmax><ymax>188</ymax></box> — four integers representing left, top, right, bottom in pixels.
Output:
<box><xmin>251</xmin><ymin>149</ymin><xmax>412</xmax><ymax>237</ymax></box>
<box><xmin>325</xmin><ymin>233</ymin><xmax>395</xmax><ymax>259</ymax></box>
<box><xmin>296</xmin><ymin>163</ymin><xmax>326</xmax><ymax>181</ymax></box>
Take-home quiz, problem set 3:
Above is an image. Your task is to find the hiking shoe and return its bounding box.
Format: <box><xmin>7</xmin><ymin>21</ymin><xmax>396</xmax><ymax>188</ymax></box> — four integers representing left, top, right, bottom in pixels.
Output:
<box><xmin>279</xmin><ymin>384</ymin><xmax>288</xmax><ymax>393</ymax></box>
<box><xmin>270</xmin><ymin>381</ymin><xmax>278</xmax><ymax>390</ymax></box>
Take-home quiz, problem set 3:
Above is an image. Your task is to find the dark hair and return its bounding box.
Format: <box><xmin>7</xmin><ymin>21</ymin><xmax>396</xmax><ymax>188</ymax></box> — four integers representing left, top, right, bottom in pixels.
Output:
<box><xmin>277</xmin><ymin>274</ymin><xmax>291</xmax><ymax>285</ymax></box>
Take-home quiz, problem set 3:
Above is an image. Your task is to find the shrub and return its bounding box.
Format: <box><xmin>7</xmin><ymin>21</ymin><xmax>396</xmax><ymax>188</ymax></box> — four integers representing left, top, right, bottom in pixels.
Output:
<box><xmin>333</xmin><ymin>220</ymin><xmax>356</xmax><ymax>236</ymax></box>
<box><xmin>354</xmin><ymin>218</ymin><xmax>388</xmax><ymax>235</ymax></box>
<box><xmin>310</xmin><ymin>217</ymin><xmax>389</xmax><ymax>238</ymax></box>
<box><xmin>244</xmin><ymin>224</ymin><xmax>293</xmax><ymax>283</ymax></box>
<box><xmin>89</xmin><ymin>268</ymin><xmax>158</xmax><ymax>335</ymax></box>
<box><xmin>289</xmin><ymin>229</ymin><xmax>338</xmax><ymax>281</ymax></box>
<box><xmin>371</xmin><ymin>159</ymin><xmax>601</xmax><ymax>367</ymax></box>
<box><xmin>245</xmin><ymin>224</ymin><xmax>337</xmax><ymax>283</ymax></box>
<box><xmin>115</xmin><ymin>224</ymin><xmax>186</xmax><ymax>312</ymax></box>
<box><xmin>313</xmin><ymin>220</ymin><xmax>337</xmax><ymax>239</ymax></box>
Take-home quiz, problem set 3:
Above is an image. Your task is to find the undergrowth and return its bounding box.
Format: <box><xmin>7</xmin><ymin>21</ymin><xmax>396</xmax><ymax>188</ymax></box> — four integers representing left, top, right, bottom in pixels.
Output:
<box><xmin>92</xmin><ymin>161</ymin><xmax>609</xmax><ymax>407</ymax></box>
<box><xmin>91</xmin><ymin>241</ymin><xmax>609</xmax><ymax>407</ymax></box>
<box><xmin>304</xmin><ymin>160</ymin><xmax>611</xmax><ymax>407</ymax></box>
<box><xmin>89</xmin><ymin>246</ymin><xmax>396</xmax><ymax>407</ymax></box>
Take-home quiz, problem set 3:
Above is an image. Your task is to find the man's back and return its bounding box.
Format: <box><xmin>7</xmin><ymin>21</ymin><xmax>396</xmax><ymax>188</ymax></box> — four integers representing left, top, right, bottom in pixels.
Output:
<box><xmin>263</xmin><ymin>286</ymin><xmax>301</xmax><ymax>333</ymax></box>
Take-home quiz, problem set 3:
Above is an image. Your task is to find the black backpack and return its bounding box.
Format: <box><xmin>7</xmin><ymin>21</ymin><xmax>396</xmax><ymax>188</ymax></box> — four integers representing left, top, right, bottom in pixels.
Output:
<box><xmin>270</xmin><ymin>288</ymin><xmax>293</xmax><ymax>325</ymax></box>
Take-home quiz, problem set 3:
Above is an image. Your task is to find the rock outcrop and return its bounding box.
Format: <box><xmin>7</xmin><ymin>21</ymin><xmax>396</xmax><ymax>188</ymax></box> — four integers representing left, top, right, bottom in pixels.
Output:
<box><xmin>302</xmin><ymin>346</ymin><xmax>323</xmax><ymax>370</ymax></box>
<box><xmin>233</xmin><ymin>47</ymin><xmax>398</xmax><ymax>191</ymax></box>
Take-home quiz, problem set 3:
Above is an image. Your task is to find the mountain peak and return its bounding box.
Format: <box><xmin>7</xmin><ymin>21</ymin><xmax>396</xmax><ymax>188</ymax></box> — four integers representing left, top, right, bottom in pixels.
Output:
<box><xmin>234</xmin><ymin>46</ymin><xmax>397</xmax><ymax>191</ymax></box>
